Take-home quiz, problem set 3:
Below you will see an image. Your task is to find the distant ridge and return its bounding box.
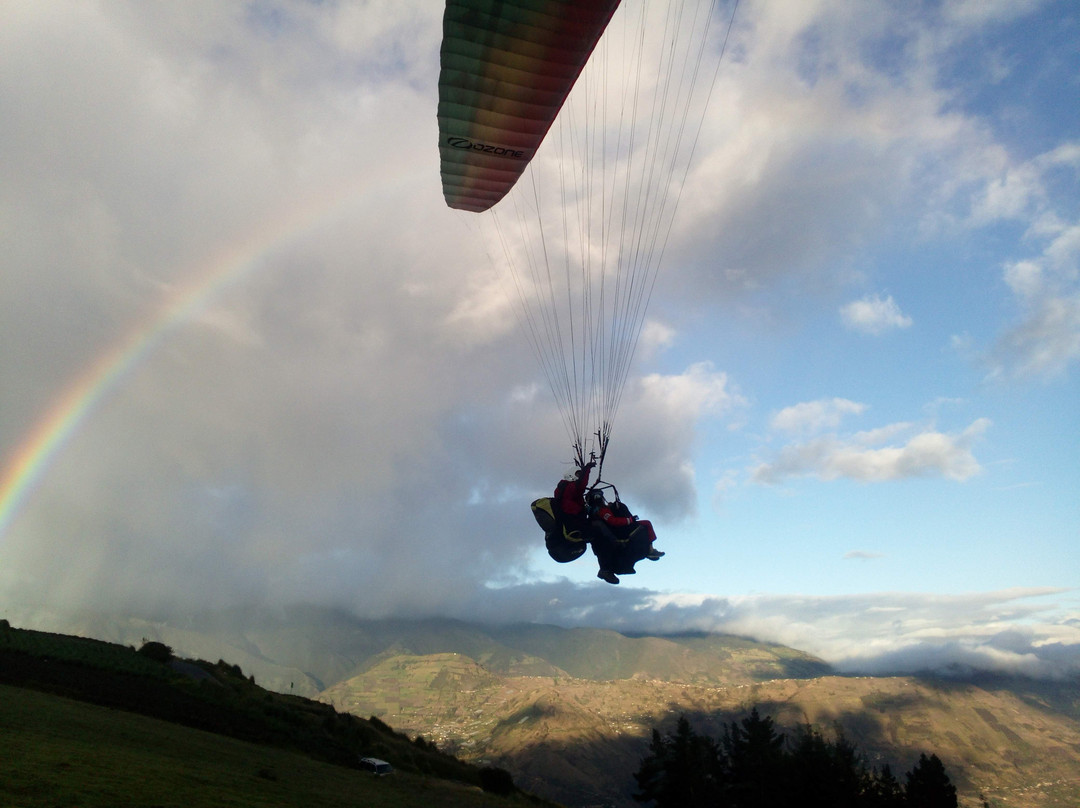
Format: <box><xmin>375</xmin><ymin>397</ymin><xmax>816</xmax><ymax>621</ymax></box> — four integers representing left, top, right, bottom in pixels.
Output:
<box><xmin>5</xmin><ymin>605</ymin><xmax>833</xmax><ymax>694</ymax></box>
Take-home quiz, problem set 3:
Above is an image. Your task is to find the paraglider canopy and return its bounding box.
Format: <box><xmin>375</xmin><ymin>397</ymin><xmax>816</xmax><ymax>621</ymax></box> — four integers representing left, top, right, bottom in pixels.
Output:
<box><xmin>437</xmin><ymin>0</ymin><xmax>622</xmax><ymax>212</ymax></box>
<box><xmin>438</xmin><ymin>0</ymin><xmax>739</xmax><ymax>463</ymax></box>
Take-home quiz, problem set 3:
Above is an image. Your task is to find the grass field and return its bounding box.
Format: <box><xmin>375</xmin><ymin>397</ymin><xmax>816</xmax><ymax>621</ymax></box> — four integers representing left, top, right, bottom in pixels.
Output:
<box><xmin>0</xmin><ymin>683</ymin><xmax>547</xmax><ymax>808</ymax></box>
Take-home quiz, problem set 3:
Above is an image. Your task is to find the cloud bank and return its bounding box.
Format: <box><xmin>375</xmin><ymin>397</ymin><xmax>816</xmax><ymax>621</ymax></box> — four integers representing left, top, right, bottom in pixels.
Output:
<box><xmin>1</xmin><ymin>1</ymin><xmax>1075</xmax><ymax>674</ymax></box>
<box><xmin>466</xmin><ymin>584</ymin><xmax>1080</xmax><ymax>680</ymax></box>
<box><xmin>7</xmin><ymin>583</ymin><xmax>1077</xmax><ymax>682</ymax></box>
<box><xmin>754</xmin><ymin>408</ymin><xmax>991</xmax><ymax>485</ymax></box>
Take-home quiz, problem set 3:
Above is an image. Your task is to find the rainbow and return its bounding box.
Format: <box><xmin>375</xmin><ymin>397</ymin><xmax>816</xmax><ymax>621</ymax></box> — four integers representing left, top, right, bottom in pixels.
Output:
<box><xmin>0</xmin><ymin>184</ymin><xmax>365</xmax><ymax>540</ymax></box>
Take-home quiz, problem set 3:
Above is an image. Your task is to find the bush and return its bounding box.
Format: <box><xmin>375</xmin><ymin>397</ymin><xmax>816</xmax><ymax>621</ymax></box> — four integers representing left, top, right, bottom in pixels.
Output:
<box><xmin>137</xmin><ymin>641</ymin><xmax>173</xmax><ymax>664</ymax></box>
<box><xmin>479</xmin><ymin>766</ymin><xmax>515</xmax><ymax>795</ymax></box>
<box><xmin>369</xmin><ymin>715</ymin><xmax>394</xmax><ymax>735</ymax></box>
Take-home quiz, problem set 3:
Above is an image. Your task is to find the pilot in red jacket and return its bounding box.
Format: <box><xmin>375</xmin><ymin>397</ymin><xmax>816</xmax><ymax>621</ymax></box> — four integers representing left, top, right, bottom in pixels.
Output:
<box><xmin>555</xmin><ymin>461</ymin><xmax>594</xmax><ymax>517</ymax></box>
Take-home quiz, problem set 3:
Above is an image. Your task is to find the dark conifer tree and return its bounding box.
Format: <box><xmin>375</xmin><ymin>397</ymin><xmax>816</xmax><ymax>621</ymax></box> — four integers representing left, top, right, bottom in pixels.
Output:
<box><xmin>635</xmin><ymin>710</ymin><xmax>960</xmax><ymax>808</ymax></box>
<box><xmin>634</xmin><ymin>729</ymin><xmax>671</xmax><ymax>805</ymax></box>
<box><xmin>904</xmin><ymin>753</ymin><xmax>958</xmax><ymax>808</ymax></box>
<box><xmin>633</xmin><ymin>716</ymin><xmax>723</xmax><ymax>808</ymax></box>
<box><xmin>723</xmin><ymin>708</ymin><xmax>787</xmax><ymax>808</ymax></box>
<box><xmin>865</xmin><ymin>764</ymin><xmax>906</xmax><ymax>808</ymax></box>
<box><xmin>787</xmin><ymin>724</ymin><xmax>864</xmax><ymax>808</ymax></box>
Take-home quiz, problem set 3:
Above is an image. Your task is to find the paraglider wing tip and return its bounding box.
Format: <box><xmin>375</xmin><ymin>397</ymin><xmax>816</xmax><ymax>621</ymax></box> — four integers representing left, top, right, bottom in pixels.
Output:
<box><xmin>445</xmin><ymin>194</ymin><xmax>495</xmax><ymax>213</ymax></box>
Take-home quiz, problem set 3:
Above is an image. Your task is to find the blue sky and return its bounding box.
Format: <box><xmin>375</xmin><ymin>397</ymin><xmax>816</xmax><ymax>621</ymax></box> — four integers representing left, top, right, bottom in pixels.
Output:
<box><xmin>1</xmin><ymin>0</ymin><xmax>1077</xmax><ymax>678</ymax></box>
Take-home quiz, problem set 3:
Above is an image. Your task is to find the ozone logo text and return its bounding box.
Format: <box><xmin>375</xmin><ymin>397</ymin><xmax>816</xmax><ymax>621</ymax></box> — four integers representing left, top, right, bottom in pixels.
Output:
<box><xmin>446</xmin><ymin>137</ymin><xmax>527</xmax><ymax>159</ymax></box>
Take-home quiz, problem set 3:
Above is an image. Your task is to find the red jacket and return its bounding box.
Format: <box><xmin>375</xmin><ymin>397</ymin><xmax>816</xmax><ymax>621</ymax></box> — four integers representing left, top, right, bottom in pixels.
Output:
<box><xmin>555</xmin><ymin>465</ymin><xmax>592</xmax><ymax>516</ymax></box>
<box><xmin>597</xmin><ymin>505</ymin><xmax>657</xmax><ymax>543</ymax></box>
<box><xmin>596</xmin><ymin>506</ymin><xmax>633</xmax><ymax>528</ymax></box>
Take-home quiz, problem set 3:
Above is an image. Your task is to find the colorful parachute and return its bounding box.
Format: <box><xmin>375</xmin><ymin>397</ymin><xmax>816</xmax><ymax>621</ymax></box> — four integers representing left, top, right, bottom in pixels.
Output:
<box><xmin>438</xmin><ymin>0</ymin><xmax>738</xmax><ymax>467</ymax></box>
<box><xmin>438</xmin><ymin>0</ymin><xmax>622</xmax><ymax>212</ymax></box>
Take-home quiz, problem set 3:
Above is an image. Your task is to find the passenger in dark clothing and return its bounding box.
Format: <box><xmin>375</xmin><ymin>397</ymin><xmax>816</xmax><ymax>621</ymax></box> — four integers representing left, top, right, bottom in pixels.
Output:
<box><xmin>585</xmin><ymin>489</ymin><xmax>664</xmax><ymax>584</ymax></box>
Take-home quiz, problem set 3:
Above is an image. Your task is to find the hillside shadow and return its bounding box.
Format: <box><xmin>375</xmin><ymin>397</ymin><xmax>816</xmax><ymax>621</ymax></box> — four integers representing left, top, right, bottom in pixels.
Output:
<box><xmin>496</xmin><ymin>692</ymin><xmax>945</xmax><ymax>808</ymax></box>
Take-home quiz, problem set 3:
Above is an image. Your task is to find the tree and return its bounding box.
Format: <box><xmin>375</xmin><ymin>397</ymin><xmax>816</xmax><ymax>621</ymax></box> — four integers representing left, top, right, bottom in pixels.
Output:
<box><xmin>634</xmin><ymin>729</ymin><xmax>670</xmax><ymax>805</ymax></box>
<box><xmin>865</xmin><ymin>765</ymin><xmax>906</xmax><ymax>808</ymax></box>
<box><xmin>905</xmin><ymin>753</ymin><xmax>957</xmax><ymax>808</ymax></box>
<box><xmin>634</xmin><ymin>716</ymin><xmax>723</xmax><ymax>808</ymax></box>
<box><xmin>787</xmin><ymin>724</ymin><xmax>864</xmax><ymax>808</ymax></box>
<box><xmin>636</xmin><ymin>710</ymin><xmax>960</xmax><ymax>808</ymax></box>
<box><xmin>722</xmin><ymin>708</ymin><xmax>787</xmax><ymax>808</ymax></box>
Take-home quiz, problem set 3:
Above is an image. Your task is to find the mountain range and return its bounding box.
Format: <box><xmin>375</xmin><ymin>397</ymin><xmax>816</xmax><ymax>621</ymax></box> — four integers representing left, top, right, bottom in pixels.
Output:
<box><xmin>11</xmin><ymin>604</ymin><xmax>1080</xmax><ymax>808</ymax></box>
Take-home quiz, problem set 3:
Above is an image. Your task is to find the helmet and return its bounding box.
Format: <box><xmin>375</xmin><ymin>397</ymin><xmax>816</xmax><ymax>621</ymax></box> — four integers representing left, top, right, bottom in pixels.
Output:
<box><xmin>586</xmin><ymin>489</ymin><xmax>606</xmax><ymax>506</ymax></box>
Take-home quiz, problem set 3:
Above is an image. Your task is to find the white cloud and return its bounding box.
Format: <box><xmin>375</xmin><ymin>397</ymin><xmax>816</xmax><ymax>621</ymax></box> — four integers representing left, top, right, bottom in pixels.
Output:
<box><xmin>638</xmin><ymin>319</ymin><xmax>676</xmax><ymax>358</ymax></box>
<box><xmin>752</xmin><ymin>418</ymin><xmax>990</xmax><ymax>484</ymax></box>
<box><xmin>1045</xmin><ymin>222</ymin><xmax>1080</xmax><ymax>271</ymax></box>
<box><xmin>969</xmin><ymin>162</ymin><xmax>1044</xmax><ymax>224</ymax></box>
<box><xmin>722</xmin><ymin>588</ymin><xmax>1080</xmax><ymax>679</ymax></box>
<box><xmin>639</xmin><ymin>362</ymin><xmax>743</xmax><ymax>418</ymax></box>
<box><xmin>994</xmin><ymin>294</ymin><xmax>1080</xmax><ymax>378</ymax></box>
<box><xmin>968</xmin><ymin>142</ymin><xmax>1080</xmax><ymax>234</ymax></box>
<box><xmin>840</xmin><ymin>294</ymin><xmax>913</xmax><ymax>335</ymax></box>
<box><xmin>1037</xmin><ymin>141</ymin><xmax>1080</xmax><ymax>170</ymax></box>
<box><xmin>610</xmin><ymin>363</ymin><xmax>748</xmax><ymax>519</ymax></box>
<box><xmin>770</xmin><ymin>398</ymin><xmax>866</xmax><ymax>434</ymax></box>
<box><xmin>851</xmin><ymin>421</ymin><xmax>915</xmax><ymax>446</ymax></box>
<box><xmin>843</xmin><ymin>550</ymin><xmax>885</xmax><ymax>561</ymax></box>
<box><xmin>444</xmin><ymin>270</ymin><xmax>518</xmax><ymax>346</ymax></box>
<box><xmin>992</xmin><ymin>214</ymin><xmax>1080</xmax><ymax>378</ymax></box>
<box><xmin>1003</xmin><ymin>259</ymin><xmax>1044</xmax><ymax>299</ymax></box>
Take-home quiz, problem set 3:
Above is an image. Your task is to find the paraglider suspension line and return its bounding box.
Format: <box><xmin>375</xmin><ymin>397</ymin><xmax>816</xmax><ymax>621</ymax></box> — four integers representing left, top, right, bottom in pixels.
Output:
<box><xmin>573</xmin><ymin>427</ymin><xmax>612</xmax><ymax>482</ymax></box>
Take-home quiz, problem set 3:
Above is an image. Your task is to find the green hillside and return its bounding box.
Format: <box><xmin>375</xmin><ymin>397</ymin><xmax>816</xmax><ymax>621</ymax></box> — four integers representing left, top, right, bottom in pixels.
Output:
<box><xmin>0</xmin><ymin>622</ymin><xmax>555</xmax><ymax>808</ymax></box>
<box><xmin>2</xmin><ymin>684</ymin><xmax>530</xmax><ymax>808</ymax></box>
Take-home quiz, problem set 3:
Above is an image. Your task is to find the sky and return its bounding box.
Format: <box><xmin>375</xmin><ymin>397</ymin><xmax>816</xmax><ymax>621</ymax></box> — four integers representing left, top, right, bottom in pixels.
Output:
<box><xmin>1</xmin><ymin>0</ymin><xmax>1078</xmax><ymax>680</ymax></box>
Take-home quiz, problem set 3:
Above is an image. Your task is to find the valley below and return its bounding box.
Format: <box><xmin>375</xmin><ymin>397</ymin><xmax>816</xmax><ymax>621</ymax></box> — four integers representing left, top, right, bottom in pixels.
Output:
<box><xmin>319</xmin><ymin>654</ymin><xmax>1080</xmax><ymax>808</ymax></box>
<box><xmin>14</xmin><ymin>607</ymin><xmax>1080</xmax><ymax>808</ymax></box>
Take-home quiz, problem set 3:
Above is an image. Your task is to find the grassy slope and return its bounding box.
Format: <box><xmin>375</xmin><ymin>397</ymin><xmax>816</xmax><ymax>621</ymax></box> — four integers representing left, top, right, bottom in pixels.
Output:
<box><xmin>1</xmin><ymin>684</ymin><xmax>532</xmax><ymax>808</ymax></box>
<box><xmin>0</xmin><ymin>624</ymin><xmax>558</xmax><ymax>808</ymax></box>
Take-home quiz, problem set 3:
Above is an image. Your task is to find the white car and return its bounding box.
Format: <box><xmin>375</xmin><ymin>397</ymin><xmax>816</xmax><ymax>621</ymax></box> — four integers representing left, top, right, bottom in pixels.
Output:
<box><xmin>359</xmin><ymin>757</ymin><xmax>393</xmax><ymax>776</ymax></box>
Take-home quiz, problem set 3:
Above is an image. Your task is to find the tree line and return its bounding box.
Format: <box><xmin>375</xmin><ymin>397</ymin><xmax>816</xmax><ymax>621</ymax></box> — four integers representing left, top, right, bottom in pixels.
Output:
<box><xmin>633</xmin><ymin>709</ymin><xmax>960</xmax><ymax>808</ymax></box>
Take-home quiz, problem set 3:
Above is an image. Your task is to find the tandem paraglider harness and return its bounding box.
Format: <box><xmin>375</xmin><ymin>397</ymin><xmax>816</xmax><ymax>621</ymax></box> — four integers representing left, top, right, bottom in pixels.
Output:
<box><xmin>532</xmin><ymin>479</ymin><xmax>639</xmax><ymax>564</ymax></box>
<box><xmin>530</xmin><ymin>495</ymin><xmax>589</xmax><ymax>563</ymax></box>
